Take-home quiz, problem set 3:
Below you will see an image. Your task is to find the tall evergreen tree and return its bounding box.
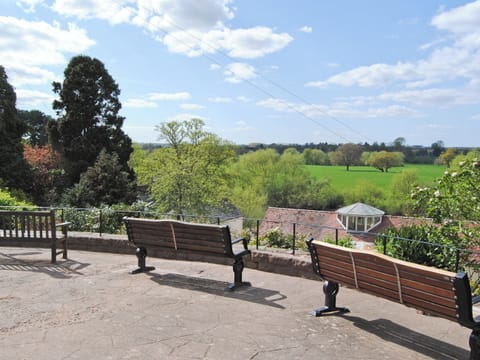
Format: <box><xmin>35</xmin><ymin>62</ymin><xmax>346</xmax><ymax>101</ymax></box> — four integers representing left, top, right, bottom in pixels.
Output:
<box><xmin>62</xmin><ymin>149</ymin><xmax>137</xmax><ymax>207</ymax></box>
<box><xmin>0</xmin><ymin>66</ymin><xmax>32</xmax><ymax>191</ymax></box>
<box><xmin>18</xmin><ymin>109</ymin><xmax>52</xmax><ymax>146</ymax></box>
<box><xmin>48</xmin><ymin>55</ymin><xmax>134</xmax><ymax>186</ymax></box>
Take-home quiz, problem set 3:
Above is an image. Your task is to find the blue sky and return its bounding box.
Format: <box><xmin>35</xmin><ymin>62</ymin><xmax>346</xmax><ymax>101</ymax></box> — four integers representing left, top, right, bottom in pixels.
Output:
<box><xmin>2</xmin><ymin>0</ymin><xmax>480</xmax><ymax>147</ymax></box>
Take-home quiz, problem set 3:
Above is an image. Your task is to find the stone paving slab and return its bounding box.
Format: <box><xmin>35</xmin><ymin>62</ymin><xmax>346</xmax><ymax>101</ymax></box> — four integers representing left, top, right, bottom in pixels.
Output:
<box><xmin>0</xmin><ymin>247</ymin><xmax>471</xmax><ymax>360</ymax></box>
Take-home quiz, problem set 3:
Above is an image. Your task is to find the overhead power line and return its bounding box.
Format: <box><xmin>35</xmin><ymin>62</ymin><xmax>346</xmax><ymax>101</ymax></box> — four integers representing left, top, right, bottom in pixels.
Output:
<box><xmin>157</xmin><ymin>18</ymin><xmax>371</xmax><ymax>144</ymax></box>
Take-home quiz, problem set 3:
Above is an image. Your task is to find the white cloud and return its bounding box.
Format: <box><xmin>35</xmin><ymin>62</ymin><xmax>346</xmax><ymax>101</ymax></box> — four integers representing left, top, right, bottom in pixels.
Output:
<box><xmin>124</xmin><ymin>91</ymin><xmax>191</xmax><ymax>107</ymax></box>
<box><xmin>224</xmin><ymin>62</ymin><xmax>256</xmax><ymax>83</ymax></box>
<box><xmin>0</xmin><ymin>17</ymin><xmax>95</xmax><ymax>86</ymax></box>
<box><xmin>208</xmin><ymin>96</ymin><xmax>232</xmax><ymax>103</ymax></box>
<box><xmin>50</xmin><ymin>0</ymin><xmax>292</xmax><ymax>59</ymax></box>
<box><xmin>167</xmin><ymin>113</ymin><xmax>206</xmax><ymax>122</ymax></box>
<box><xmin>431</xmin><ymin>0</ymin><xmax>480</xmax><ymax>34</ymax></box>
<box><xmin>161</xmin><ymin>26</ymin><xmax>292</xmax><ymax>59</ymax></box>
<box><xmin>124</xmin><ymin>98</ymin><xmax>158</xmax><ymax>108</ymax></box>
<box><xmin>305</xmin><ymin>1</ymin><xmax>480</xmax><ymax>89</ymax></box>
<box><xmin>16</xmin><ymin>89</ymin><xmax>54</xmax><ymax>108</ymax></box>
<box><xmin>237</xmin><ymin>96</ymin><xmax>250</xmax><ymax>102</ymax></box>
<box><xmin>257</xmin><ymin>98</ymin><xmax>422</xmax><ymax>119</ymax></box>
<box><xmin>299</xmin><ymin>26</ymin><xmax>312</xmax><ymax>33</ymax></box>
<box><xmin>148</xmin><ymin>91</ymin><xmax>191</xmax><ymax>101</ymax></box>
<box><xmin>210</xmin><ymin>63</ymin><xmax>221</xmax><ymax>70</ymax></box>
<box><xmin>221</xmin><ymin>27</ymin><xmax>293</xmax><ymax>59</ymax></box>
<box><xmin>180</xmin><ymin>103</ymin><xmax>205</xmax><ymax>110</ymax></box>
<box><xmin>377</xmin><ymin>88</ymin><xmax>480</xmax><ymax>106</ymax></box>
<box><xmin>132</xmin><ymin>0</ymin><xmax>234</xmax><ymax>32</ymax></box>
<box><xmin>16</xmin><ymin>0</ymin><xmax>44</xmax><ymax>13</ymax></box>
<box><xmin>6</xmin><ymin>64</ymin><xmax>56</xmax><ymax>86</ymax></box>
<box><xmin>306</xmin><ymin>62</ymin><xmax>419</xmax><ymax>88</ymax></box>
<box><xmin>52</xmin><ymin>0</ymin><xmax>136</xmax><ymax>24</ymax></box>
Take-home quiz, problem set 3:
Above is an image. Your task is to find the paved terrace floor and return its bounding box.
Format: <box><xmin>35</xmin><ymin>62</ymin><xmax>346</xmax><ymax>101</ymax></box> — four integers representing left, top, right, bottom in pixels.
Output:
<box><xmin>0</xmin><ymin>247</ymin><xmax>472</xmax><ymax>360</ymax></box>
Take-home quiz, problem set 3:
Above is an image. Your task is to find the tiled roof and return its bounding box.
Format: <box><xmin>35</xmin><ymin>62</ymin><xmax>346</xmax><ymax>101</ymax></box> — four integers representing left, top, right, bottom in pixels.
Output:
<box><xmin>260</xmin><ymin>206</ymin><xmax>432</xmax><ymax>247</ymax></box>
<box><xmin>336</xmin><ymin>202</ymin><xmax>384</xmax><ymax>216</ymax></box>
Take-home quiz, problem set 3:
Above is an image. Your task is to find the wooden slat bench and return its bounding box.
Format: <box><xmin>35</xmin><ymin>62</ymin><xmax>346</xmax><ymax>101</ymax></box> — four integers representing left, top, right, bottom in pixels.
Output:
<box><xmin>123</xmin><ymin>217</ymin><xmax>251</xmax><ymax>290</ymax></box>
<box><xmin>0</xmin><ymin>209</ymin><xmax>70</xmax><ymax>263</ymax></box>
<box><xmin>306</xmin><ymin>238</ymin><xmax>480</xmax><ymax>359</ymax></box>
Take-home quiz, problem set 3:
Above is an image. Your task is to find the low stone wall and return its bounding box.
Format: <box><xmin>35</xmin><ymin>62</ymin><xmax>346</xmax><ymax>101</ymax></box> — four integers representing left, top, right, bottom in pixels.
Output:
<box><xmin>0</xmin><ymin>232</ymin><xmax>317</xmax><ymax>280</ymax></box>
<box><xmin>66</xmin><ymin>232</ymin><xmax>318</xmax><ymax>280</ymax></box>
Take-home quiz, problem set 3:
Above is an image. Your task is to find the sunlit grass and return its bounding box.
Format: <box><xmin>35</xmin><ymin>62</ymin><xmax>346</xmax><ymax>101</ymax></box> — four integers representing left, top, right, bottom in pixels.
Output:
<box><xmin>306</xmin><ymin>164</ymin><xmax>446</xmax><ymax>191</ymax></box>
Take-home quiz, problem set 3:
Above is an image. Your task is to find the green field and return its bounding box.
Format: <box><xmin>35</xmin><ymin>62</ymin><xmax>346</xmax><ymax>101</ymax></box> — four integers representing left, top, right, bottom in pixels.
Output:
<box><xmin>306</xmin><ymin>164</ymin><xmax>446</xmax><ymax>192</ymax></box>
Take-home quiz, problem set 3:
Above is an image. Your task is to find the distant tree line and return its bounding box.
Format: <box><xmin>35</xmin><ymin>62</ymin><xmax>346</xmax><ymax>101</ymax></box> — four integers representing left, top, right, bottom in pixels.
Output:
<box><xmin>141</xmin><ymin>137</ymin><xmax>473</xmax><ymax>166</ymax></box>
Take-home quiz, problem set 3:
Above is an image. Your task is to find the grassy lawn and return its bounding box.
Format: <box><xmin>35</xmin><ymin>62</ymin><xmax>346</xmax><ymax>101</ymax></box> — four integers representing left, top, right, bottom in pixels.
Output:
<box><xmin>306</xmin><ymin>164</ymin><xmax>446</xmax><ymax>192</ymax></box>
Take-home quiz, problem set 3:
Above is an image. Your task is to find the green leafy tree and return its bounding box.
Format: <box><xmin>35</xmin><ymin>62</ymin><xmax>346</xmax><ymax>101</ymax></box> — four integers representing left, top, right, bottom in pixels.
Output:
<box><xmin>62</xmin><ymin>149</ymin><xmax>137</xmax><ymax>207</ymax></box>
<box><xmin>450</xmin><ymin>150</ymin><xmax>480</xmax><ymax>169</ymax></box>
<box><xmin>431</xmin><ymin>140</ymin><xmax>445</xmax><ymax>157</ymax></box>
<box><xmin>392</xmin><ymin>137</ymin><xmax>406</xmax><ymax>151</ymax></box>
<box><xmin>228</xmin><ymin>148</ymin><xmax>278</xmax><ymax>219</ymax></box>
<box><xmin>0</xmin><ymin>66</ymin><xmax>32</xmax><ymax>192</ymax></box>
<box><xmin>438</xmin><ymin>148</ymin><xmax>457</xmax><ymax>167</ymax></box>
<box><xmin>343</xmin><ymin>179</ymin><xmax>387</xmax><ymax>209</ymax></box>
<box><xmin>49</xmin><ymin>55</ymin><xmax>134</xmax><ymax>186</ymax></box>
<box><xmin>365</xmin><ymin>151</ymin><xmax>404</xmax><ymax>172</ymax></box>
<box><xmin>18</xmin><ymin>110</ymin><xmax>52</xmax><ymax>146</ymax></box>
<box><xmin>229</xmin><ymin>148</ymin><xmax>342</xmax><ymax>218</ymax></box>
<box><xmin>411</xmin><ymin>158</ymin><xmax>480</xmax><ymax>250</ymax></box>
<box><xmin>136</xmin><ymin>119</ymin><xmax>235</xmax><ymax>215</ymax></box>
<box><xmin>303</xmin><ymin>148</ymin><xmax>329</xmax><ymax>165</ymax></box>
<box><xmin>387</xmin><ymin>169</ymin><xmax>418</xmax><ymax>215</ymax></box>
<box><xmin>412</xmin><ymin>158</ymin><xmax>480</xmax><ymax>224</ymax></box>
<box><xmin>329</xmin><ymin>143</ymin><xmax>362</xmax><ymax>171</ymax></box>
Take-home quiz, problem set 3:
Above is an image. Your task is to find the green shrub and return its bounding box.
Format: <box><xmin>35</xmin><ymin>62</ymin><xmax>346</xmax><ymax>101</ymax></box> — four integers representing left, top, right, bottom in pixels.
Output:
<box><xmin>323</xmin><ymin>234</ymin><xmax>354</xmax><ymax>248</ymax></box>
<box><xmin>260</xmin><ymin>228</ymin><xmax>292</xmax><ymax>249</ymax></box>
<box><xmin>0</xmin><ymin>187</ymin><xmax>32</xmax><ymax>208</ymax></box>
<box><xmin>374</xmin><ymin>224</ymin><xmax>463</xmax><ymax>271</ymax></box>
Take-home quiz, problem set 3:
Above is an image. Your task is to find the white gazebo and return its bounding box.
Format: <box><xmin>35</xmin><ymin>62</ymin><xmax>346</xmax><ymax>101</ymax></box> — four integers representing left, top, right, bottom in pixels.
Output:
<box><xmin>336</xmin><ymin>202</ymin><xmax>384</xmax><ymax>232</ymax></box>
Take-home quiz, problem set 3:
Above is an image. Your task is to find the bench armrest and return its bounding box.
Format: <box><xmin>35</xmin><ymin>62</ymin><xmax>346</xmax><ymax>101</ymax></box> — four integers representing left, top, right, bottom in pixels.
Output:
<box><xmin>232</xmin><ymin>237</ymin><xmax>249</xmax><ymax>250</ymax></box>
<box><xmin>454</xmin><ymin>272</ymin><xmax>480</xmax><ymax>329</ymax></box>
<box><xmin>55</xmin><ymin>221</ymin><xmax>71</xmax><ymax>234</ymax></box>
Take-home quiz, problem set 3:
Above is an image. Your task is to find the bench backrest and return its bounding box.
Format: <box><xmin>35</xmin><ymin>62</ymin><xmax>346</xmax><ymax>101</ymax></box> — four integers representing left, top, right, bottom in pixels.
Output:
<box><xmin>124</xmin><ymin>217</ymin><xmax>234</xmax><ymax>258</ymax></box>
<box><xmin>0</xmin><ymin>210</ymin><xmax>57</xmax><ymax>241</ymax></box>
<box><xmin>309</xmin><ymin>240</ymin><xmax>458</xmax><ymax>321</ymax></box>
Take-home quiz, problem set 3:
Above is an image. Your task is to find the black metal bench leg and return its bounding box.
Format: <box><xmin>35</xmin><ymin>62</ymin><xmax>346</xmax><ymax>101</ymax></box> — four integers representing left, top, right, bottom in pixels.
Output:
<box><xmin>312</xmin><ymin>280</ymin><xmax>349</xmax><ymax>316</ymax></box>
<box><xmin>469</xmin><ymin>328</ymin><xmax>480</xmax><ymax>360</ymax></box>
<box><xmin>226</xmin><ymin>258</ymin><xmax>251</xmax><ymax>291</ymax></box>
<box><xmin>130</xmin><ymin>247</ymin><xmax>155</xmax><ymax>274</ymax></box>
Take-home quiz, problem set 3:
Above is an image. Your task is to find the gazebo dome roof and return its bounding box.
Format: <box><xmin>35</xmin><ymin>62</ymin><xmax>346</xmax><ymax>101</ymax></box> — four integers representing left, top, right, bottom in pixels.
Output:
<box><xmin>336</xmin><ymin>202</ymin><xmax>384</xmax><ymax>216</ymax></box>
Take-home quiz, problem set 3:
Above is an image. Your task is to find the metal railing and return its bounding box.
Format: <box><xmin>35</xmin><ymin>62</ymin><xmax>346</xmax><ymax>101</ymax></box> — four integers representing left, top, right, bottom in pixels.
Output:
<box><xmin>2</xmin><ymin>205</ymin><xmax>479</xmax><ymax>274</ymax></box>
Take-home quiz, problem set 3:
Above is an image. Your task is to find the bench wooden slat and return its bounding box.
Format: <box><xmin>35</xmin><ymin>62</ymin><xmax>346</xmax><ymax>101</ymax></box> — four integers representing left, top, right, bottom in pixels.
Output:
<box><xmin>397</xmin><ymin>264</ymin><xmax>455</xmax><ymax>290</ymax></box>
<box><xmin>123</xmin><ymin>217</ymin><xmax>251</xmax><ymax>290</ymax></box>
<box><xmin>319</xmin><ymin>268</ymin><xmax>357</xmax><ymax>288</ymax></box>
<box><xmin>401</xmin><ymin>286</ymin><xmax>456</xmax><ymax>309</ymax></box>
<box><xmin>0</xmin><ymin>210</ymin><xmax>69</xmax><ymax>263</ymax></box>
<box><xmin>402</xmin><ymin>294</ymin><xmax>458</xmax><ymax>320</ymax></box>
<box><xmin>310</xmin><ymin>240</ymin><xmax>458</xmax><ymax>321</ymax></box>
<box><xmin>308</xmin><ymin>238</ymin><xmax>472</xmax><ymax>342</ymax></box>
